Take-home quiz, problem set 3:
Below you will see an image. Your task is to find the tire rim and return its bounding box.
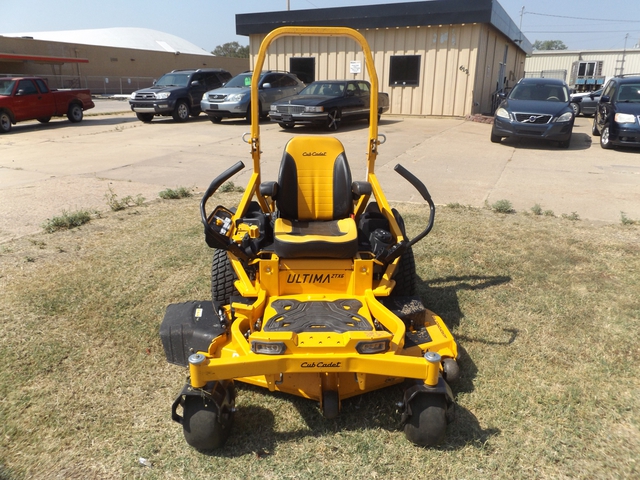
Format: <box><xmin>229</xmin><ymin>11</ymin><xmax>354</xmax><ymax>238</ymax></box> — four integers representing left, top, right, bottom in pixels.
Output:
<box><xmin>179</xmin><ymin>104</ymin><xmax>188</xmax><ymax>119</ymax></box>
<box><xmin>327</xmin><ymin>110</ymin><xmax>340</xmax><ymax>130</ymax></box>
<box><xmin>602</xmin><ymin>128</ymin><xmax>609</xmax><ymax>145</ymax></box>
<box><xmin>0</xmin><ymin>114</ymin><xmax>9</xmax><ymax>130</ymax></box>
<box><xmin>571</xmin><ymin>103</ymin><xmax>579</xmax><ymax>115</ymax></box>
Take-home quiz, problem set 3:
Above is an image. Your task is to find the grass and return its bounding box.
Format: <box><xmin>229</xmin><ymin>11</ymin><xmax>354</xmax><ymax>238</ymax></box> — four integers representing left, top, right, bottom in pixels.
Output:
<box><xmin>41</xmin><ymin>209</ymin><xmax>94</xmax><ymax>233</ymax></box>
<box><xmin>490</xmin><ymin>199</ymin><xmax>514</xmax><ymax>214</ymax></box>
<box><xmin>159</xmin><ymin>186</ymin><xmax>193</xmax><ymax>200</ymax></box>
<box><xmin>105</xmin><ymin>186</ymin><xmax>145</xmax><ymax>211</ymax></box>
<box><xmin>1</xmin><ymin>195</ymin><xmax>639</xmax><ymax>479</ymax></box>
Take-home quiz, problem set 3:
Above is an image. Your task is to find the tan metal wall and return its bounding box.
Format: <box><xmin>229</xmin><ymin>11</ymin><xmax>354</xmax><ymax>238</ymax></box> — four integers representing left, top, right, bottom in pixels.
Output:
<box><xmin>249</xmin><ymin>24</ymin><xmax>525</xmax><ymax>117</ymax></box>
<box><xmin>0</xmin><ymin>36</ymin><xmax>248</xmax><ymax>84</ymax></box>
<box><xmin>525</xmin><ymin>50</ymin><xmax>640</xmax><ymax>80</ymax></box>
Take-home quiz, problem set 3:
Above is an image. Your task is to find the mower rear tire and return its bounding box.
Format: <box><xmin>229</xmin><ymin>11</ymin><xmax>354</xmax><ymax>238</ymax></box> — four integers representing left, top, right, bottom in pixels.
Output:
<box><xmin>403</xmin><ymin>394</ymin><xmax>447</xmax><ymax>447</ymax></box>
<box><xmin>211</xmin><ymin>248</ymin><xmax>239</xmax><ymax>304</ymax></box>
<box><xmin>182</xmin><ymin>393</ymin><xmax>234</xmax><ymax>451</ymax></box>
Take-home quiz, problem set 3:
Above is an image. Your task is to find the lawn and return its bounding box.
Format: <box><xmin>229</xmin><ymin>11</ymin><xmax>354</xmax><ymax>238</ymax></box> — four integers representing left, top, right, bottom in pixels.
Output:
<box><xmin>1</xmin><ymin>194</ymin><xmax>638</xmax><ymax>479</ymax></box>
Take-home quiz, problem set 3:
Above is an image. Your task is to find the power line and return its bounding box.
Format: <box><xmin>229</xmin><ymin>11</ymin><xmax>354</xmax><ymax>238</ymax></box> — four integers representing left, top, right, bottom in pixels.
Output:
<box><xmin>525</xmin><ymin>11</ymin><xmax>640</xmax><ymax>23</ymax></box>
<box><xmin>526</xmin><ymin>30</ymin><xmax>640</xmax><ymax>34</ymax></box>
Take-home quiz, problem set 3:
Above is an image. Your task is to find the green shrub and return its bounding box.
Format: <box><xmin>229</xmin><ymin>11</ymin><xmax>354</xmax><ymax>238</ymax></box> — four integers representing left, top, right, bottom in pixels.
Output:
<box><xmin>42</xmin><ymin>210</ymin><xmax>92</xmax><ymax>233</ymax></box>
<box><xmin>159</xmin><ymin>186</ymin><xmax>193</xmax><ymax>199</ymax></box>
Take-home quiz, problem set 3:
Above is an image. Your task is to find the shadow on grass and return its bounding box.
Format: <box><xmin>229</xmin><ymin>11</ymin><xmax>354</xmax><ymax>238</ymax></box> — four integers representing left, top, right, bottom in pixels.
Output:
<box><xmin>207</xmin><ymin>381</ymin><xmax>499</xmax><ymax>457</ymax></box>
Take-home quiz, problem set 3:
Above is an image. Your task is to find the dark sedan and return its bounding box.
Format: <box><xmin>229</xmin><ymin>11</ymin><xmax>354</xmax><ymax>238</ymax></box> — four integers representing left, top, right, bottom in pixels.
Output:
<box><xmin>491</xmin><ymin>78</ymin><xmax>575</xmax><ymax>148</ymax></box>
<box><xmin>570</xmin><ymin>88</ymin><xmax>602</xmax><ymax>117</ymax></box>
<box><xmin>269</xmin><ymin>80</ymin><xmax>389</xmax><ymax>131</ymax></box>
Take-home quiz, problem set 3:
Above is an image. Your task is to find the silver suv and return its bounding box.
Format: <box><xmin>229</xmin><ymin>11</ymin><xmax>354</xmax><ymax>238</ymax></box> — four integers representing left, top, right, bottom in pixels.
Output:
<box><xmin>201</xmin><ymin>71</ymin><xmax>304</xmax><ymax>123</ymax></box>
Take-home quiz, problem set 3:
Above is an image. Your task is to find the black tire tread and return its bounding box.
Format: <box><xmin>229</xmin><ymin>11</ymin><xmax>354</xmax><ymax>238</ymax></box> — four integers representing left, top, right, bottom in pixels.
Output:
<box><xmin>211</xmin><ymin>249</ymin><xmax>239</xmax><ymax>304</ymax></box>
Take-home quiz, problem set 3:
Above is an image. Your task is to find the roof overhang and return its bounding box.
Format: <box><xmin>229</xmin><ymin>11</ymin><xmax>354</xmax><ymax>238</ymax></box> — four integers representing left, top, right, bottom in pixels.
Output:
<box><xmin>236</xmin><ymin>0</ymin><xmax>531</xmax><ymax>54</ymax></box>
<box><xmin>0</xmin><ymin>53</ymin><xmax>89</xmax><ymax>64</ymax></box>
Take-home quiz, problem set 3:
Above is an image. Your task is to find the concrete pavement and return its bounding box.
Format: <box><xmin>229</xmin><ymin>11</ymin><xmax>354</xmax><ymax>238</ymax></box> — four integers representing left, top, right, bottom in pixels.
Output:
<box><xmin>1</xmin><ymin>98</ymin><xmax>639</xmax><ymax>243</ymax></box>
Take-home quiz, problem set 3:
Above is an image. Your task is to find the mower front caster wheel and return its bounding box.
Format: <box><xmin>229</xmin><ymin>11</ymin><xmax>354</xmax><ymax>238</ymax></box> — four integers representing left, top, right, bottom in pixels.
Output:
<box><xmin>442</xmin><ymin>357</ymin><xmax>460</xmax><ymax>384</ymax></box>
<box><xmin>403</xmin><ymin>394</ymin><xmax>447</xmax><ymax>447</ymax></box>
<box><xmin>182</xmin><ymin>391</ymin><xmax>235</xmax><ymax>451</ymax></box>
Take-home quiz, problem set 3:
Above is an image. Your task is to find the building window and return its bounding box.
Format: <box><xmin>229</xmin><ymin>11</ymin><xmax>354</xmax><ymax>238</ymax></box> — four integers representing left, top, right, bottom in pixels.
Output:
<box><xmin>389</xmin><ymin>55</ymin><xmax>421</xmax><ymax>86</ymax></box>
<box><xmin>290</xmin><ymin>57</ymin><xmax>315</xmax><ymax>84</ymax></box>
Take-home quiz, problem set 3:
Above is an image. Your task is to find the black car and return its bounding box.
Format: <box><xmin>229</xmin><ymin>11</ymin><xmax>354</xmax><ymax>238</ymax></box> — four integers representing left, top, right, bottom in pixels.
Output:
<box><xmin>269</xmin><ymin>80</ymin><xmax>389</xmax><ymax>130</ymax></box>
<box><xmin>570</xmin><ymin>88</ymin><xmax>602</xmax><ymax>117</ymax></box>
<box><xmin>491</xmin><ymin>78</ymin><xmax>575</xmax><ymax>148</ymax></box>
<box><xmin>592</xmin><ymin>76</ymin><xmax>640</xmax><ymax>149</ymax></box>
<box><xmin>129</xmin><ymin>68</ymin><xmax>231</xmax><ymax>123</ymax></box>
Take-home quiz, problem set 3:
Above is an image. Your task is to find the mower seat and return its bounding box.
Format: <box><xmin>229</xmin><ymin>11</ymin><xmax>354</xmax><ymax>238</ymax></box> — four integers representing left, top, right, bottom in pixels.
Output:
<box><xmin>266</xmin><ymin>136</ymin><xmax>359</xmax><ymax>259</ymax></box>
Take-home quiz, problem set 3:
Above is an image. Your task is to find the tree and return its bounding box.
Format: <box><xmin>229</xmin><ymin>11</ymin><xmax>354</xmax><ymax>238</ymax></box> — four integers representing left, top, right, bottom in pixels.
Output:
<box><xmin>532</xmin><ymin>40</ymin><xmax>568</xmax><ymax>51</ymax></box>
<box><xmin>212</xmin><ymin>42</ymin><xmax>250</xmax><ymax>58</ymax></box>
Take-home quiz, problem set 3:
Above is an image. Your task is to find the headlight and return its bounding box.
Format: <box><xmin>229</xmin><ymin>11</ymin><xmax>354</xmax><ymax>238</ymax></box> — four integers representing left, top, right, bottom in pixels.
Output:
<box><xmin>251</xmin><ymin>341</ymin><xmax>286</xmax><ymax>355</ymax></box>
<box><xmin>355</xmin><ymin>339</ymin><xmax>390</xmax><ymax>354</ymax></box>
<box><xmin>615</xmin><ymin>113</ymin><xmax>636</xmax><ymax>124</ymax></box>
<box><xmin>129</xmin><ymin>92</ymin><xmax>137</xmax><ymax>100</ymax></box>
<box><xmin>555</xmin><ymin>112</ymin><xmax>573</xmax><ymax>122</ymax></box>
<box><xmin>270</xmin><ymin>104</ymin><xmax>278</xmax><ymax>111</ymax></box>
<box><xmin>226</xmin><ymin>93</ymin><xmax>246</xmax><ymax>102</ymax></box>
<box><xmin>495</xmin><ymin>107</ymin><xmax>510</xmax><ymax>120</ymax></box>
<box><xmin>155</xmin><ymin>92</ymin><xmax>171</xmax><ymax>99</ymax></box>
<box><xmin>304</xmin><ymin>106</ymin><xmax>324</xmax><ymax>113</ymax></box>
<box><xmin>202</xmin><ymin>93</ymin><xmax>208</xmax><ymax>101</ymax></box>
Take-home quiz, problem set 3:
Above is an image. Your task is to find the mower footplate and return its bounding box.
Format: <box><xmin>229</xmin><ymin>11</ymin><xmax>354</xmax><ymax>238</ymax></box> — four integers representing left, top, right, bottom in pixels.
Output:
<box><xmin>264</xmin><ymin>298</ymin><xmax>373</xmax><ymax>333</ymax></box>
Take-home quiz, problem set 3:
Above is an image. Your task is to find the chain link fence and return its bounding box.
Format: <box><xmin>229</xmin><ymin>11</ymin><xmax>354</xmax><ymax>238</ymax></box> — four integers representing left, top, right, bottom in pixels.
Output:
<box><xmin>0</xmin><ymin>73</ymin><xmax>156</xmax><ymax>95</ymax></box>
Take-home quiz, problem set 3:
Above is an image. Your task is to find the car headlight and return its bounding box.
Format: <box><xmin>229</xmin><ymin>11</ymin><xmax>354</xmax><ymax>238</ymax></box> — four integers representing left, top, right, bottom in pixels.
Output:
<box><xmin>226</xmin><ymin>93</ymin><xmax>246</xmax><ymax>103</ymax></box>
<box><xmin>554</xmin><ymin>112</ymin><xmax>573</xmax><ymax>122</ymax></box>
<box><xmin>129</xmin><ymin>92</ymin><xmax>137</xmax><ymax>100</ymax></box>
<box><xmin>304</xmin><ymin>106</ymin><xmax>324</xmax><ymax>113</ymax></box>
<box><xmin>615</xmin><ymin>113</ymin><xmax>636</xmax><ymax>124</ymax></box>
<box><xmin>202</xmin><ymin>93</ymin><xmax>208</xmax><ymax>101</ymax></box>
<box><xmin>155</xmin><ymin>92</ymin><xmax>171</xmax><ymax>99</ymax></box>
<box><xmin>270</xmin><ymin>104</ymin><xmax>278</xmax><ymax>111</ymax></box>
<box><xmin>495</xmin><ymin>107</ymin><xmax>510</xmax><ymax>120</ymax></box>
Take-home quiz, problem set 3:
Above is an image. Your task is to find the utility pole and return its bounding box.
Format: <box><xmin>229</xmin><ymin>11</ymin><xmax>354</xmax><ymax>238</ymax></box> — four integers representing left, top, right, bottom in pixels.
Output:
<box><xmin>615</xmin><ymin>33</ymin><xmax>629</xmax><ymax>77</ymax></box>
<box><xmin>287</xmin><ymin>0</ymin><xmax>290</xmax><ymax>10</ymax></box>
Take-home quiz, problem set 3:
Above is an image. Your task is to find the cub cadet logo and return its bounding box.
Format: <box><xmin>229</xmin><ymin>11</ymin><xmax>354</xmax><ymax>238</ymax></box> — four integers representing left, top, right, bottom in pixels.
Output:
<box><xmin>301</xmin><ymin>361</ymin><xmax>342</xmax><ymax>368</ymax></box>
<box><xmin>287</xmin><ymin>273</ymin><xmax>344</xmax><ymax>284</ymax></box>
<box><xmin>302</xmin><ymin>151</ymin><xmax>327</xmax><ymax>156</ymax></box>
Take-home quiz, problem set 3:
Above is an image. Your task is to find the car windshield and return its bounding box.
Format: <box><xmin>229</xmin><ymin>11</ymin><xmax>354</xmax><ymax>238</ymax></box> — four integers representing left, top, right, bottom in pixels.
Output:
<box><xmin>616</xmin><ymin>84</ymin><xmax>640</xmax><ymax>102</ymax></box>
<box><xmin>510</xmin><ymin>82</ymin><xmax>569</xmax><ymax>102</ymax></box>
<box><xmin>155</xmin><ymin>73</ymin><xmax>190</xmax><ymax>87</ymax></box>
<box><xmin>300</xmin><ymin>82</ymin><xmax>345</xmax><ymax>96</ymax></box>
<box><xmin>0</xmin><ymin>79</ymin><xmax>15</xmax><ymax>95</ymax></box>
<box><xmin>225</xmin><ymin>73</ymin><xmax>263</xmax><ymax>88</ymax></box>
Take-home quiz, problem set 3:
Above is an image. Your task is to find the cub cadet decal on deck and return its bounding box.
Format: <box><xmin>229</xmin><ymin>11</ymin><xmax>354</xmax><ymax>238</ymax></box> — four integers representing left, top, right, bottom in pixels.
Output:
<box><xmin>301</xmin><ymin>361</ymin><xmax>342</xmax><ymax>368</ymax></box>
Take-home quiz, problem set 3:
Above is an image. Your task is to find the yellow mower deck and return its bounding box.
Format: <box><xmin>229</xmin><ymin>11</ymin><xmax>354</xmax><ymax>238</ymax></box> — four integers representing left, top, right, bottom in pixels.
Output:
<box><xmin>160</xmin><ymin>26</ymin><xmax>459</xmax><ymax>451</ymax></box>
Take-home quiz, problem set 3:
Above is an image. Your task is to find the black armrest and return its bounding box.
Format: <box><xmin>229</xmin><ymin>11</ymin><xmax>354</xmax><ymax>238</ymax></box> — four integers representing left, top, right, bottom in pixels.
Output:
<box><xmin>352</xmin><ymin>181</ymin><xmax>372</xmax><ymax>199</ymax></box>
<box><xmin>260</xmin><ymin>181</ymin><xmax>279</xmax><ymax>199</ymax></box>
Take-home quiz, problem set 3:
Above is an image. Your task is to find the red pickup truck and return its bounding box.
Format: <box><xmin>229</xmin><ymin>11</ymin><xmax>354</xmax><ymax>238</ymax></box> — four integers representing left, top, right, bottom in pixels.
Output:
<box><xmin>0</xmin><ymin>77</ymin><xmax>94</xmax><ymax>133</ymax></box>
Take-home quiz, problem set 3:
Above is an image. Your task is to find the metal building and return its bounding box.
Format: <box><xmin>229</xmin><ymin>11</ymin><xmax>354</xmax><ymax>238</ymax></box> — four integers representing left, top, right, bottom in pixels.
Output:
<box><xmin>0</xmin><ymin>28</ymin><xmax>248</xmax><ymax>95</ymax></box>
<box><xmin>525</xmin><ymin>49</ymin><xmax>640</xmax><ymax>92</ymax></box>
<box><xmin>236</xmin><ymin>0</ymin><xmax>531</xmax><ymax>116</ymax></box>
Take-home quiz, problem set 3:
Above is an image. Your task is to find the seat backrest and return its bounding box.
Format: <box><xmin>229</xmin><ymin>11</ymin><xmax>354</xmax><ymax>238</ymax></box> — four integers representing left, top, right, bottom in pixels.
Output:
<box><xmin>277</xmin><ymin>136</ymin><xmax>352</xmax><ymax>221</ymax></box>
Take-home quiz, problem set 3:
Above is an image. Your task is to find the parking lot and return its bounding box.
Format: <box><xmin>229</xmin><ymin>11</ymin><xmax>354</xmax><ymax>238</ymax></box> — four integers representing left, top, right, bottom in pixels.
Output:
<box><xmin>1</xmin><ymin>98</ymin><xmax>639</xmax><ymax>243</ymax></box>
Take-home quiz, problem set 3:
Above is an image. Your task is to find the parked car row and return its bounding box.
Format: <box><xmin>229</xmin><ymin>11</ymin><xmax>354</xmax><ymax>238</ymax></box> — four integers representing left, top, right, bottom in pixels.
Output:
<box><xmin>128</xmin><ymin>69</ymin><xmax>389</xmax><ymax>131</ymax></box>
<box><xmin>491</xmin><ymin>75</ymin><xmax>640</xmax><ymax>150</ymax></box>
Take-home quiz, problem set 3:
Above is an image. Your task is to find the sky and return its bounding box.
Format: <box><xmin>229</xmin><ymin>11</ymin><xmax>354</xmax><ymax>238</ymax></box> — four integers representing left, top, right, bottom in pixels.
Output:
<box><xmin>1</xmin><ymin>0</ymin><xmax>639</xmax><ymax>52</ymax></box>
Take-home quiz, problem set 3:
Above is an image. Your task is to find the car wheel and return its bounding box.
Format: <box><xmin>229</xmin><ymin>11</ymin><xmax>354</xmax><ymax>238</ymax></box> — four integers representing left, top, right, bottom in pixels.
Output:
<box><xmin>326</xmin><ymin>108</ymin><xmax>341</xmax><ymax>131</ymax></box>
<box><xmin>0</xmin><ymin>111</ymin><xmax>12</xmax><ymax>133</ymax></box>
<box><xmin>136</xmin><ymin>113</ymin><xmax>154</xmax><ymax>123</ymax></box>
<box><xmin>172</xmin><ymin>100</ymin><xmax>190</xmax><ymax>122</ymax></box>
<box><xmin>67</xmin><ymin>103</ymin><xmax>83</xmax><ymax>123</ymax></box>
<box><xmin>190</xmin><ymin>110</ymin><xmax>201</xmax><ymax>117</ymax></box>
<box><xmin>37</xmin><ymin>117</ymin><xmax>51</xmax><ymax>123</ymax></box>
<box><xmin>600</xmin><ymin>126</ymin><xmax>612</xmax><ymax>149</ymax></box>
<box><xmin>209</xmin><ymin>115</ymin><xmax>222</xmax><ymax>124</ymax></box>
<box><xmin>570</xmin><ymin>102</ymin><xmax>580</xmax><ymax>116</ymax></box>
<box><xmin>278</xmin><ymin>122</ymin><xmax>295</xmax><ymax>129</ymax></box>
<box><xmin>592</xmin><ymin>118</ymin><xmax>600</xmax><ymax>136</ymax></box>
<box><xmin>490</xmin><ymin>132</ymin><xmax>502</xmax><ymax>143</ymax></box>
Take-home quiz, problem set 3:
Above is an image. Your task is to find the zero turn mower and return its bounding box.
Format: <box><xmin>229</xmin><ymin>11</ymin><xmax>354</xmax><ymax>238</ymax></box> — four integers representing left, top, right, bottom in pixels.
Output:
<box><xmin>160</xmin><ymin>26</ymin><xmax>459</xmax><ymax>450</ymax></box>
